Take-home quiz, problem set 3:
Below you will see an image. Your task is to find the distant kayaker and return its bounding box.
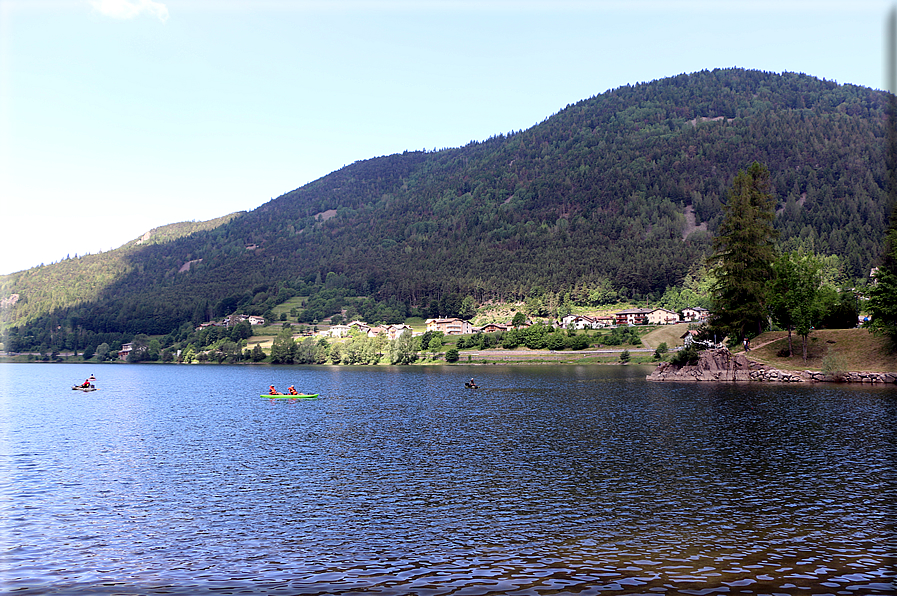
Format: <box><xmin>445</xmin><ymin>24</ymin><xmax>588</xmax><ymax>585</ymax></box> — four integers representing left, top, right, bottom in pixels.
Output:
<box><xmin>269</xmin><ymin>385</ymin><xmax>281</xmax><ymax>395</ymax></box>
<box><xmin>288</xmin><ymin>386</ymin><xmax>298</xmax><ymax>395</ymax></box>
<box><xmin>80</xmin><ymin>379</ymin><xmax>91</xmax><ymax>388</ymax></box>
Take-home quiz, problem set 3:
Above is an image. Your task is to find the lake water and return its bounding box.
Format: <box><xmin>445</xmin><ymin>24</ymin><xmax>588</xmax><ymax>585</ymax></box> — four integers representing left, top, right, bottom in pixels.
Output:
<box><xmin>0</xmin><ymin>363</ymin><xmax>895</xmax><ymax>595</ymax></box>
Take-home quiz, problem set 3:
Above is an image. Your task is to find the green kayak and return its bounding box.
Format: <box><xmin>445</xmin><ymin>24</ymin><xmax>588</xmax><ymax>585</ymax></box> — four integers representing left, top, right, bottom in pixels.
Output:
<box><xmin>261</xmin><ymin>394</ymin><xmax>318</xmax><ymax>399</ymax></box>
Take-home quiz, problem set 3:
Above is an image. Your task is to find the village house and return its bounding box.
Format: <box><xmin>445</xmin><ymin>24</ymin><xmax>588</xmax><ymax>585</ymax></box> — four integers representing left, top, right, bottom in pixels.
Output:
<box><xmin>196</xmin><ymin>314</ymin><xmax>266</xmax><ymax>331</ymax></box>
<box><xmin>614</xmin><ymin>308</ymin><xmax>652</xmax><ymax>326</ymax></box>
<box><xmin>221</xmin><ymin>314</ymin><xmax>266</xmax><ymax>327</ymax></box>
<box><xmin>681</xmin><ymin>306</ymin><xmax>710</xmax><ymax>322</ymax></box>
<box><xmin>559</xmin><ymin>314</ymin><xmax>607</xmax><ymax>329</ymax></box>
<box><xmin>347</xmin><ymin>321</ymin><xmax>371</xmax><ymax>335</ymax></box>
<box><xmin>118</xmin><ymin>343</ymin><xmax>133</xmax><ymax>360</ymax></box>
<box><xmin>480</xmin><ymin>323</ymin><xmax>510</xmax><ymax>334</ymax></box>
<box><xmin>366</xmin><ymin>325</ymin><xmax>387</xmax><ymax>338</ymax></box>
<box><xmin>681</xmin><ymin>329</ymin><xmax>720</xmax><ymax>349</ymax></box>
<box><xmin>386</xmin><ymin>324</ymin><xmax>413</xmax><ymax>340</ymax></box>
<box><xmin>560</xmin><ymin>314</ymin><xmax>587</xmax><ymax>329</ymax></box>
<box><xmin>365</xmin><ymin>324</ymin><xmax>412</xmax><ymax>339</ymax></box>
<box><xmin>646</xmin><ymin>308</ymin><xmax>680</xmax><ymax>325</ymax></box>
<box><xmin>225</xmin><ymin>314</ymin><xmax>247</xmax><ymax>326</ymax></box>
<box><xmin>426</xmin><ymin>318</ymin><xmax>473</xmax><ymax>335</ymax></box>
<box><xmin>326</xmin><ymin>324</ymin><xmax>351</xmax><ymax>338</ymax></box>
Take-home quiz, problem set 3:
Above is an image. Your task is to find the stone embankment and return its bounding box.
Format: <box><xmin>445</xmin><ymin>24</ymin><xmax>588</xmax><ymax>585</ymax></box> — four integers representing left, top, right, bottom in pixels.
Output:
<box><xmin>646</xmin><ymin>348</ymin><xmax>897</xmax><ymax>384</ymax></box>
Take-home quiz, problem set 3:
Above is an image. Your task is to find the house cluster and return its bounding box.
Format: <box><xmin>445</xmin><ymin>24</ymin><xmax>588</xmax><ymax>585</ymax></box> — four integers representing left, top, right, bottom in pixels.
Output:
<box><xmin>324</xmin><ymin>320</ymin><xmax>414</xmax><ymax>340</ymax></box>
<box><xmin>423</xmin><ymin>306</ymin><xmax>711</xmax><ymax>336</ymax></box>
<box><xmin>116</xmin><ymin>305</ymin><xmax>713</xmax><ymax>360</ymax></box>
<box><xmin>556</xmin><ymin>306</ymin><xmax>711</xmax><ymax>329</ymax></box>
<box><xmin>612</xmin><ymin>306</ymin><xmax>710</xmax><ymax>326</ymax></box>
<box><xmin>195</xmin><ymin>314</ymin><xmax>266</xmax><ymax>331</ymax></box>
<box><xmin>426</xmin><ymin>318</ymin><xmax>475</xmax><ymax>335</ymax></box>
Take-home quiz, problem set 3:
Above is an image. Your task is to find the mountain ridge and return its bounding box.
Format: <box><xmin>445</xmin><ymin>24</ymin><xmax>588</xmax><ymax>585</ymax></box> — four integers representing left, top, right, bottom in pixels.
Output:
<box><xmin>1</xmin><ymin>67</ymin><xmax>891</xmax><ymax>350</ymax></box>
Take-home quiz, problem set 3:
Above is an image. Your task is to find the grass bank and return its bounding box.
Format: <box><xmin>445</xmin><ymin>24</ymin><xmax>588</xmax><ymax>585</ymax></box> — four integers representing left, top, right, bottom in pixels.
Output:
<box><xmin>739</xmin><ymin>328</ymin><xmax>897</xmax><ymax>373</ymax></box>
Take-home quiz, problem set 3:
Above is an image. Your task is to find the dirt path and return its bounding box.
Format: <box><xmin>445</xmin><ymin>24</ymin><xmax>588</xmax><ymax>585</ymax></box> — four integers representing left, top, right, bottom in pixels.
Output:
<box><xmin>744</xmin><ymin>336</ymin><xmax>783</xmax><ymax>352</ymax></box>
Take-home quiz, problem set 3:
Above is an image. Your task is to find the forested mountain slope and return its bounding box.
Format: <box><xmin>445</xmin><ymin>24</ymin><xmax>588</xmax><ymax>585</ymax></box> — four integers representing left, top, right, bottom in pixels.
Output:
<box><xmin>1</xmin><ymin>68</ymin><xmax>891</xmax><ymax>347</ymax></box>
<box><xmin>0</xmin><ymin>215</ymin><xmax>242</xmax><ymax>333</ymax></box>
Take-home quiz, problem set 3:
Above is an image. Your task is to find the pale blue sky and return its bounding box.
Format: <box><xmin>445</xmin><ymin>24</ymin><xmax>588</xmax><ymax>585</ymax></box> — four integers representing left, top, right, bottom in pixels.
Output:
<box><xmin>0</xmin><ymin>0</ymin><xmax>892</xmax><ymax>274</ymax></box>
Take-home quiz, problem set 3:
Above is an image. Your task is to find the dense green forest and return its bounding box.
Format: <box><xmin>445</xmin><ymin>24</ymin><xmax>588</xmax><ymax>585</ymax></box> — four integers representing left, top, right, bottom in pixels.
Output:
<box><xmin>1</xmin><ymin>68</ymin><xmax>891</xmax><ymax>352</ymax></box>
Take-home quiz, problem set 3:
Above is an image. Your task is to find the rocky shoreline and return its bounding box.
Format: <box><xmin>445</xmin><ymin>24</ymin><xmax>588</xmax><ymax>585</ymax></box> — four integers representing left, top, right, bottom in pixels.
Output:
<box><xmin>646</xmin><ymin>347</ymin><xmax>897</xmax><ymax>384</ymax></box>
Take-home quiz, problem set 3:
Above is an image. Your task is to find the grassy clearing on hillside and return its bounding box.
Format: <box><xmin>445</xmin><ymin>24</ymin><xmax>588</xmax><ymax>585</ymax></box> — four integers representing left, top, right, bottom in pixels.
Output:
<box><xmin>471</xmin><ymin>303</ymin><xmax>525</xmax><ymax>326</ymax></box>
<box><xmin>641</xmin><ymin>323</ymin><xmax>692</xmax><ymax>350</ymax></box>
<box><xmin>270</xmin><ymin>297</ymin><xmax>308</xmax><ymax>321</ymax></box>
<box><xmin>247</xmin><ymin>337</ymin><xmax>274</xmax><ymax>350</ymax></box>
<box><xmin>404</xmin><ymin>317</ymin><xmax>426</xmax><ymax>333</ymax></box>
<box><xmin>742</xmin><ymin>328</ymin><xmax>897</xmax><ymax>372</ymax></box>
<box><xmin>249</xmin><ymin>326</ymin><xmax>287</xmax><ymax>337</ymax></box>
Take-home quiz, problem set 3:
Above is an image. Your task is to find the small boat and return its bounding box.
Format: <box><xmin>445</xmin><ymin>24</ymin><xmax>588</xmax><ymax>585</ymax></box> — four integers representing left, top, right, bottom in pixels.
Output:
<box><xmin>72</xmin><ymin>385</ymin><xmax>97</xmax><ymax>392</ymax></box>
<box><xmin>260</xmin><ymin>394</ymin><xmax>319</xmax><ymax>400</ymax></box>
<box><xmin>464</xmin><ymin>382</ymin><xmax>479</xmax><ymax>389</ymax></box>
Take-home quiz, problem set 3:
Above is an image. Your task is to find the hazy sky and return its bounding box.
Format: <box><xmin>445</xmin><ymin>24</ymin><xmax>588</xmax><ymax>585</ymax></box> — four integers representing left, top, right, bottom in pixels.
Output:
<box><xmin>0</xmin><ymin>0</ymin><xmax>893</xmax><ymax>275</ymax></box>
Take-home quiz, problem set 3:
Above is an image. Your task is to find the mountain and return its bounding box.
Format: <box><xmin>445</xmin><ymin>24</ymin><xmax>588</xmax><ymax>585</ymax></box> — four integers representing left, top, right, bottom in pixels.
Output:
<box><xmin>1</xmin><ymin>68</ymin><xmax>891</xmax><ymax>351</ymax></box>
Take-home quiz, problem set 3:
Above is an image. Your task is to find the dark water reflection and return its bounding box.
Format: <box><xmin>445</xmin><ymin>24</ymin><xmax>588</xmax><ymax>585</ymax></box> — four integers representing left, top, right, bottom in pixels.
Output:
<box><xmin>1</xmin><ymin>363</ymin><xmax>894</xmax><ymax>595</ymax></box>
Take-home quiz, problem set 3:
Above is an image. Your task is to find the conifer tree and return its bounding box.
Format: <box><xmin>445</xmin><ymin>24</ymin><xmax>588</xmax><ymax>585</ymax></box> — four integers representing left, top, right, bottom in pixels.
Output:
<box><xmin>866</xmin><ymin>50</ymin><xmax>897</xmax><ymax>348</ymax></box>
<box><xmin>707</xmin><ymin>162</ymin><xmax>779</xmax><ymax>345</ymax></box>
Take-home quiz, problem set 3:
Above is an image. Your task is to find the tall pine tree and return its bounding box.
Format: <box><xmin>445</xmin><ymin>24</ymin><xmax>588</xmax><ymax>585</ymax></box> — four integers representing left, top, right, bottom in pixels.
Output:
<box><xmin>707</xmin><ymin>162</ymin><xmax>779</xmax><ymax>345</ymax></box>
<box><xmin>865</xmin><ymin>64</ymin><xmax>897</xmax><ymax>346</ymax></box>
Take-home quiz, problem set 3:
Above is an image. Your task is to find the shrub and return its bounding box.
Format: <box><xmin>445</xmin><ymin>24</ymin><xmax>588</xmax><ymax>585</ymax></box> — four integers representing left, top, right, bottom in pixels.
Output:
<box><xmin>821</xmin><ymin>347</ymin><xmax>847</xmax><ymax>381</ymax></box>
<box><xmin>568</xmin><ymin>334</ymin><xmax>590</xmax><ymax>350</ymax></box>
<box><xmin>445</xmin><ymin>348</ymin><xmax>459</xmax><ymax>362</ymax></box>
<box><xmin>669</xmin><ymin>344</ymin><xmax>700</xmax><ymax>366</ymax></box>
<box><xmin>501</xmin><ymin>328</ymin><xmax>522</xmax><ymax>349</ymax></box>
<box><xmin>523</xmin><ymin>323</ymin><xmax>550</xmax><ymax>349</ymax></box>
<box><xmin>546</xmin><ymin>333</ymin><xmax>567</xmax><ymax>350</ymax></box>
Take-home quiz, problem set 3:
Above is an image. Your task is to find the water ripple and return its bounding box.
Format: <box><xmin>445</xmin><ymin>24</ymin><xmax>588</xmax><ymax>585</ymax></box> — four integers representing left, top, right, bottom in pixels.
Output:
<box><xmin>1</xmin><ymin>364</ymin><xmax>894</xmax><ymax>594</ymax></box>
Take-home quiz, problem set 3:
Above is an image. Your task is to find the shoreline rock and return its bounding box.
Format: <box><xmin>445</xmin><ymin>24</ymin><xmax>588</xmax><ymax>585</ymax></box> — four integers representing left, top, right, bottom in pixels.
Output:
<box><xmin>646</xmin><ymin>347</ymin><xmax>897</xmax><ymax>384</ymax></box>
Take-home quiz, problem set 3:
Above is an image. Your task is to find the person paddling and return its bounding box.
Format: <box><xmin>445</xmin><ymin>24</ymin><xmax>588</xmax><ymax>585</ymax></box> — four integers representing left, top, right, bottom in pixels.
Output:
<box><xmin>269</xmin><ymin>385</ymin><xmax>282</xmax><ymax>395</ymax></box>
<box><xmin>288</xmin><ymin>386</ymin><xmax>298</xmax><ymax>395</ymax></box>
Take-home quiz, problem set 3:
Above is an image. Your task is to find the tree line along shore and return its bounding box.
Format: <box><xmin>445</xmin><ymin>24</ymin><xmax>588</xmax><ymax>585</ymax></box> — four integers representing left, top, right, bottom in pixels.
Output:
<box><xmin>6</xmin><ymin>321</ymin><xmax>895</xmax><ymax>375</ymax></box>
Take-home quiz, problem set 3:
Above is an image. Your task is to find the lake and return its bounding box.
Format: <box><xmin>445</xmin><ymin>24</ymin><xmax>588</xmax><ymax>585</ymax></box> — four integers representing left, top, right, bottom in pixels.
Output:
<box><xmin>0</xmin><ymin>363</ymin><xmax>895</xmax><ymax>595</ymax></box>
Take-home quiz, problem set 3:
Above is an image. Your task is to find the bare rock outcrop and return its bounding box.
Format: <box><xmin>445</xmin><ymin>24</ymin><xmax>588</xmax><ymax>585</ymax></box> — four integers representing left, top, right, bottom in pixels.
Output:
<box><xmin>647</xmin><ymin>347</ymin><xmax>897</xmax><ymax>384</ymax></box>
<box><xmin>647</xmin><ymin>348</ymin><xmax>755</xmax><ymax>382</ymax></box>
